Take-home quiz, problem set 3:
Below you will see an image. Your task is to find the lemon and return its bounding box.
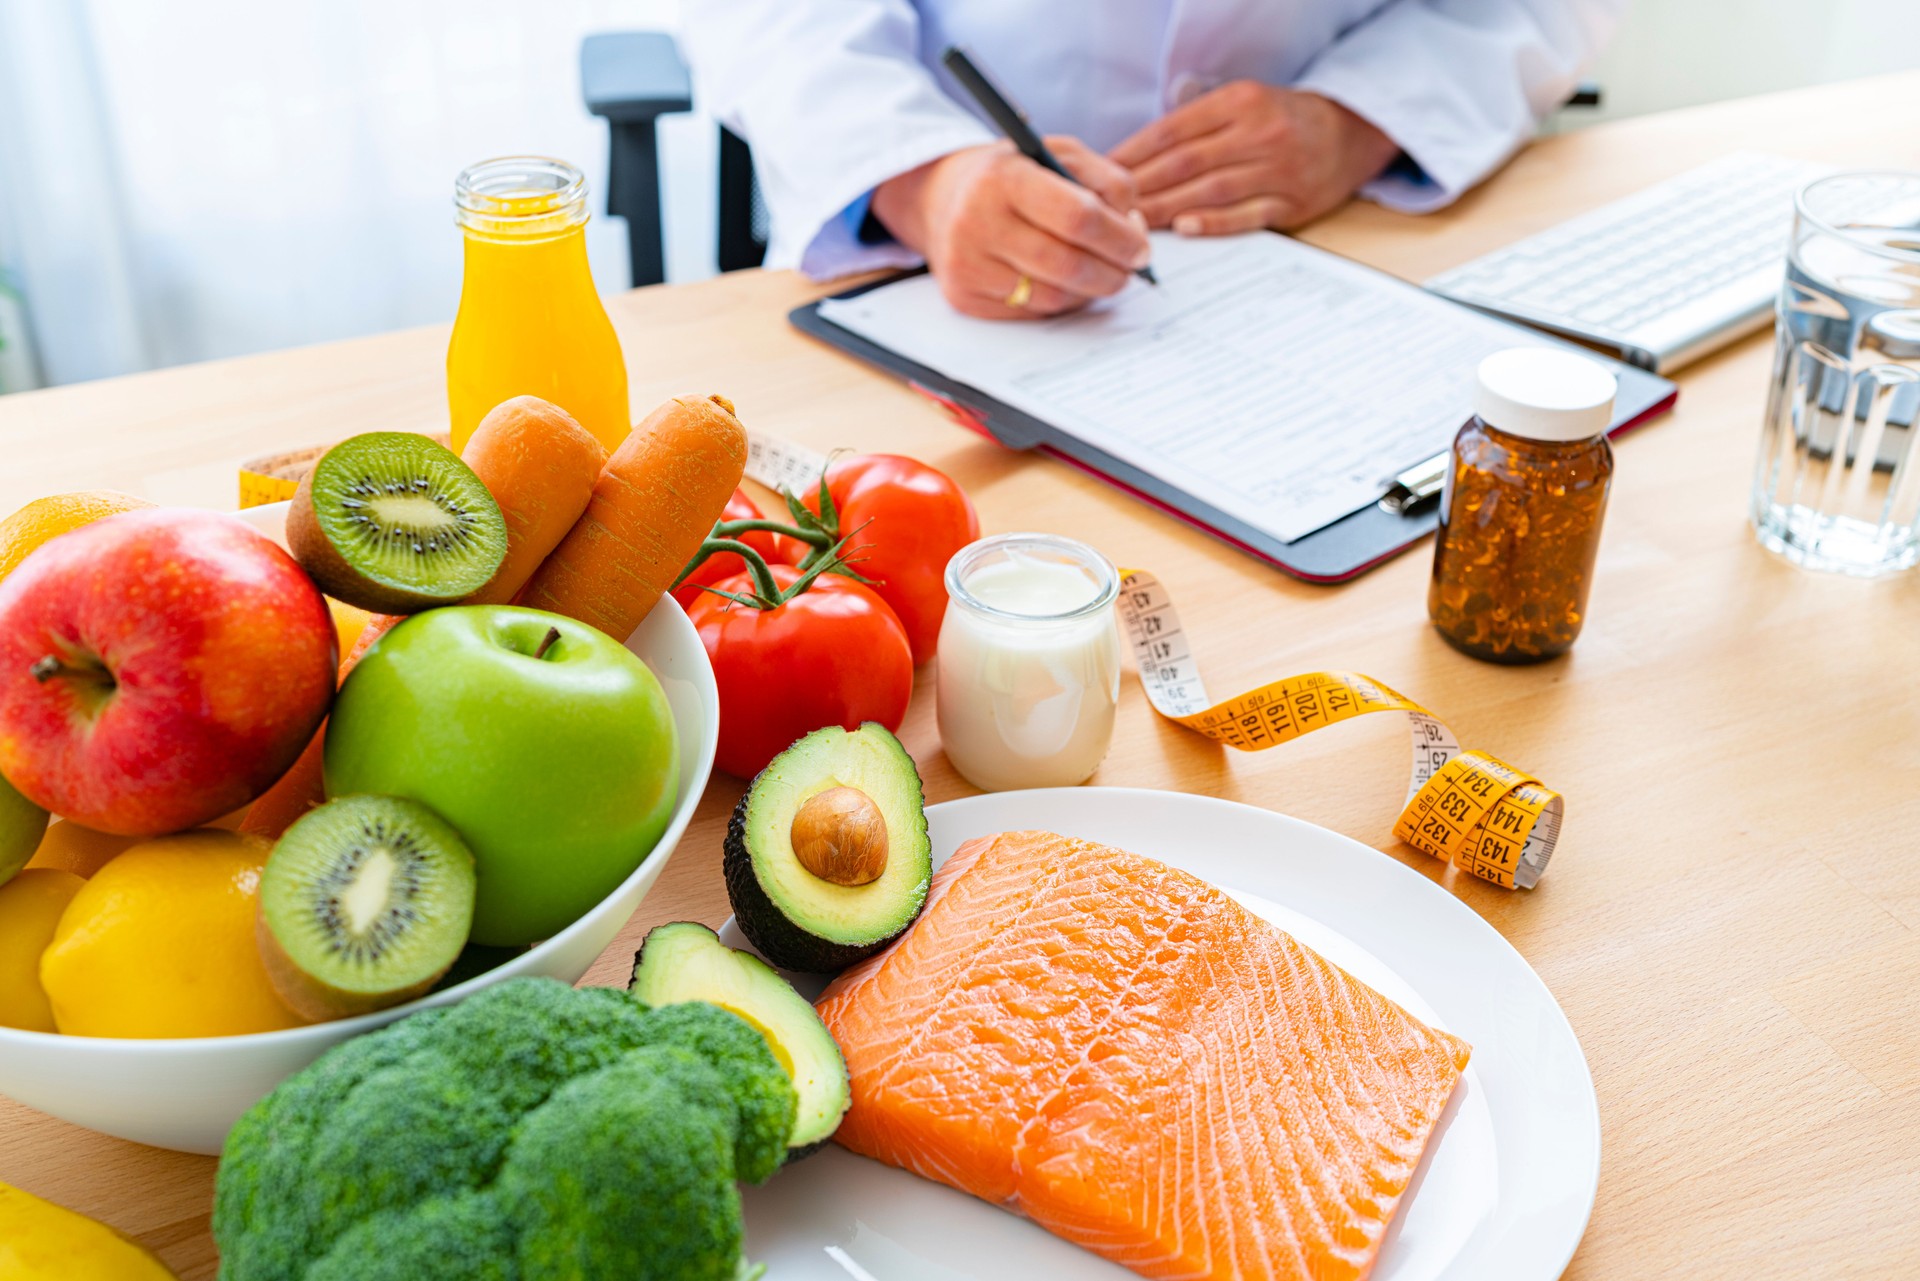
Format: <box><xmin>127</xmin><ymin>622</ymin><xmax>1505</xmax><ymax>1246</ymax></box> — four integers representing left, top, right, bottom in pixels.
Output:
<box><xmin>0</xmin><ymin>490</ymin><xmax>153</xmax><ymax>586</ymax></box>
<box><xmin>0</xmin><ymin>1181</ymin><xmax>176</xmax><ymax>1279</ymax></box>
<box><xmin>0</xmin><ymin>870</ymin><xmax>84</xmax><ymax>1032</ymax></box>
<box><xmin>39</xmin><ymin>830</ymin><xmax>307</xmax><ymax>1038</ymax></box>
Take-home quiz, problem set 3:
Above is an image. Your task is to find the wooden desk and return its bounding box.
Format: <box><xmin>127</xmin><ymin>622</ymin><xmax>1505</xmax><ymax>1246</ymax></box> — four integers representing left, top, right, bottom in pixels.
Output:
<box><xmin>4</xmin><ymin>73</ymin><xmax>1918</xmax><ymax>1280</ymax></box>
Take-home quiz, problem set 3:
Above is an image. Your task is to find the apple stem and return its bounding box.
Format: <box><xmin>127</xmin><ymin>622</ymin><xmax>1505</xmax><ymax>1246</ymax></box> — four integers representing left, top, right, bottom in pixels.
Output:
<box><xmin>534</xmin><ymin>626</ymin><xmax>561</xmax><ymax>661</ymax></box>
<box><xmin>29</xmin><ymin>655</ymin><xmax>63</xmax><ymax>683</ymax></box>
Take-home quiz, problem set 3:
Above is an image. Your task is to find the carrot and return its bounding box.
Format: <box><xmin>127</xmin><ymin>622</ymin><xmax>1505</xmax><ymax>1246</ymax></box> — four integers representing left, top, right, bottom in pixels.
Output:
<box><xmin>518</xmin><ymin>393</ymin><xmax>748</xmax><ymax>641</ymax></box>
<box><xmin>460</xmin><ymin>396</ymin><xmax>608</xmax><ymax>606</ymax></box>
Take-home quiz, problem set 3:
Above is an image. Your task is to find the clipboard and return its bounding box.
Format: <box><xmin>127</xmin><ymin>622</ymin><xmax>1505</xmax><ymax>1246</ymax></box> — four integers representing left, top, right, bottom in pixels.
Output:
<box><xmin>791</xmin><ymin>269</ymin><xmax>1679</xmax><ymax>583</ymax></box>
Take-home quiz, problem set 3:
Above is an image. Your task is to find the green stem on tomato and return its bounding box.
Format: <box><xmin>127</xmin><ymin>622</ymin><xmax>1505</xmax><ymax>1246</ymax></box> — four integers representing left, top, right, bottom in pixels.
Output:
<box><xmin>711</xmin><ymin>517</ymin><xmax>831</xmax><ymax>547</ymax></box>
<box><xmin>694</xmin><ymin>533</ymin><xmax>870</xmax><ymax>612</ymax></box>
<box><xmin>793</xmin><ymin>517</ymin><xmax>877</xmax><ymax>581</ymax></box>
<box><xmin>671</xmin><ymin>512</ymin><xmax>836</xmax><ymax>593</ymax></box>
<box><xmin>689</xmin><ymin>538</ymin><xmax>785</xmax><ymax>603</ymax></box>
<box><xmin>775</xmin><ymin>539</ymin><xmax>858</xmax><ymax>604</ymax></box>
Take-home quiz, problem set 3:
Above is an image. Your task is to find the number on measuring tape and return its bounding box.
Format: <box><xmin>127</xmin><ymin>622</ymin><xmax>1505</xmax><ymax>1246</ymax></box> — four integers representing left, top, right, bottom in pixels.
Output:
<box><xmin>1115</xmin><ymin>568</ymin><xmax>1562</xmax><ymax>890</ymax></box>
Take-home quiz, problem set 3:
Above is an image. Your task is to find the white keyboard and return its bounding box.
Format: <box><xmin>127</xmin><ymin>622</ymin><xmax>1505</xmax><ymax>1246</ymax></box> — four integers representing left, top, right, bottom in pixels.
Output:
<box><xmin>1427</xmin><ymin>153</ymin><xmax>1833</xmax><ymax>373</ymax></box>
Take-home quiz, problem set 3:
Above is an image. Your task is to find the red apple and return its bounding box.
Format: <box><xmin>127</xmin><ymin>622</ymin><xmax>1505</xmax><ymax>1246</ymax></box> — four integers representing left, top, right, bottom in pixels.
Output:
<box><xmin>0</xmin><ymin>509</ymin><xmax>337</xmax><ymax>836</ymax></box>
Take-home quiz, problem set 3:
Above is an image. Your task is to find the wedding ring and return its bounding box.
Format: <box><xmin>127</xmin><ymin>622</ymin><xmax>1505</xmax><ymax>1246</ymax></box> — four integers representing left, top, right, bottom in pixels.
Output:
<box><xmin>1005</xmin><ymin>274</ymin><xmax>1034</xmax><ymax>309</ymax></box>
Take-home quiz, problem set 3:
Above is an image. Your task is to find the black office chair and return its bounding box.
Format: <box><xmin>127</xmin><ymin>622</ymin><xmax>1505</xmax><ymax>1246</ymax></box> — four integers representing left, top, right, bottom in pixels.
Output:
<box><xmin>580</xmin><ymin>31</ymin><xmax>765</xmax><ymax>287</ymax></box>
<box><xmin>581</xmin><ymin>30</ymin><xmax>1601</xmax><ymax>289</ymax></box>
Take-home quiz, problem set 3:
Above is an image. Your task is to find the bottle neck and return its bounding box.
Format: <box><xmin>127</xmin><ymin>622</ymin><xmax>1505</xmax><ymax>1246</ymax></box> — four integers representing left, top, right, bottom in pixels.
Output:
<box><xmin>455</xmin><ymin>156</ymin><xmax>589</xmax><ymax>242</ymax></box>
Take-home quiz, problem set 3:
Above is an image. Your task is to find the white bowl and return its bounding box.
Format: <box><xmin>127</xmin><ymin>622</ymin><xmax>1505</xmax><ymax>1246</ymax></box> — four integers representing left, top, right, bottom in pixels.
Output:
<box><xmin>0</xmin><ymin>503</ymin><xmax>719</xmax><ymax>1154</ymax></box>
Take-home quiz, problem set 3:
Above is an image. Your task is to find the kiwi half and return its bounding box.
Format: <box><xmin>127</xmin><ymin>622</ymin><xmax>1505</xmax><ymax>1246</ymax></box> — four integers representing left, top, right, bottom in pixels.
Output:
<box><xmin>288</xmin><ymin>432</ymin><xmax>507</xmax><ymax>613</ymax></box>
<box><xmin>257</xmin><ymin>794</ymin><xmax>477</xmax><ymax>1020</ymax></box>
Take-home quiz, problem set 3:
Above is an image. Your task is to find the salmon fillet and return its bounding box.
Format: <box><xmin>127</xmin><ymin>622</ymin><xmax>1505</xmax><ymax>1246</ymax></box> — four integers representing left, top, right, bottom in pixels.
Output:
<box><xmin>815</xmin><ymin>830</ymin><xmax>1471</xmax><ymax>1281</ymax></box>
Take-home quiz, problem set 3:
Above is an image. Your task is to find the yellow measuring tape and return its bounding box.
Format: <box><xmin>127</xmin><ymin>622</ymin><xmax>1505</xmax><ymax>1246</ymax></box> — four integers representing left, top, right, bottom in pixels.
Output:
<box><xmin>1115</xmin><ymin>569</ymin><xmax>1562</xmax><ymax>889</ymax></box>
<box><xmin>237</xmin><ymin>443</ymin><xmax>324</xmax><ymax>508</ymax></box>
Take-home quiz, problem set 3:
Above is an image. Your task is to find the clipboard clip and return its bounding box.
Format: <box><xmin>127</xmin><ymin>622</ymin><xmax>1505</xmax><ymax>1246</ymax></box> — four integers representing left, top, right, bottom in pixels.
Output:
<box><xmin>1378</xmin><ymin>451</ymin><xmax>1449</xmax><ymax>516</ymax></box>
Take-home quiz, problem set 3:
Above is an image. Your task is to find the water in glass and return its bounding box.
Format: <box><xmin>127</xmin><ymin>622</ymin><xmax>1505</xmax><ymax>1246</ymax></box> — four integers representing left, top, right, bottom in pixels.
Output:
<box><xmin>1753</xmin><ymin>171</ymin><xmax>1920</xmax><ymax>576</ymax></box>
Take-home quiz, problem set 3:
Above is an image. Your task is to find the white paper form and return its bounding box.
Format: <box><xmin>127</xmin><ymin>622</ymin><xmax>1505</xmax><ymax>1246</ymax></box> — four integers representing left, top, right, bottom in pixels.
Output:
<box><xmin>817</xmin><ymin>231</ymin><xmax>1546</xmax><ymax>543</ymax></box>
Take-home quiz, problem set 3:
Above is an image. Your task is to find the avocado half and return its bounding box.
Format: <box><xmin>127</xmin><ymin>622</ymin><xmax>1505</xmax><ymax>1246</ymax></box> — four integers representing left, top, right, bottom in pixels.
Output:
<box><xmin>631</xmin><ymin>921</ymin><xmax>851</xmax><ymax>1153</ymax></box>
<box><xmin>722</xmin><ymin>723</ymin><xmax>931</xmax><ymax>975</ymax></box>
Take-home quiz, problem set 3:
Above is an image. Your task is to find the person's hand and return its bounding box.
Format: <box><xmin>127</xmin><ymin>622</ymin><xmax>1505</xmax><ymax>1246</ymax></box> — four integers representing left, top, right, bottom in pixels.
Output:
<box><xmin>1110</xmin><ymin>84</ymin><xmax>1400</xmax><ymax>235</ymax></box>
<box><xmin>871</xmin><ymin>137</ymin><xmax>1152</xmax><ymax>319</ymax></box>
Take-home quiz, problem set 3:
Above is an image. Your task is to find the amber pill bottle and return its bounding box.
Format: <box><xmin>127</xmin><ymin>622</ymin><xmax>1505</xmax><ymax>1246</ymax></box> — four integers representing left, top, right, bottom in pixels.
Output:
<box><xmin>1428</xmin><ymin>348</ymin><xmax>1619</xmax><ymax>664</ymax></box>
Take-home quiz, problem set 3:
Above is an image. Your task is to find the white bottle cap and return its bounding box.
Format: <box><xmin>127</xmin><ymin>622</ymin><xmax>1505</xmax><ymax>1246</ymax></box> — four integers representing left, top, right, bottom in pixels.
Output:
<box><xmin>1473</xmin><ymin>347</ymin><xmax>1618</xmax><ymax>442</ymax></box>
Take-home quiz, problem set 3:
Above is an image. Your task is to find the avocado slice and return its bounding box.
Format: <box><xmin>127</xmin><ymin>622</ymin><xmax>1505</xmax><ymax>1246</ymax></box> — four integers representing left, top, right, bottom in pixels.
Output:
<box><xmin>631</xmin><ymin>921</ymin><xmax>851</xmax><ymax>1153</ymax></box>
<box><xmin>722</xmin><ymin>723</ymin><xmax>931</xmax><ymax>974</ymax></box>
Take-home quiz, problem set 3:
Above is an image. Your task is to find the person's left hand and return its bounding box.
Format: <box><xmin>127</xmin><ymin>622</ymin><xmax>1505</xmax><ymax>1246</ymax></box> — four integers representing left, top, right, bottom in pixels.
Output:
<box><xmin>1110</xmin><ymin>83</ymin><xmax>1400</xmax><ymax>235</ymax></box>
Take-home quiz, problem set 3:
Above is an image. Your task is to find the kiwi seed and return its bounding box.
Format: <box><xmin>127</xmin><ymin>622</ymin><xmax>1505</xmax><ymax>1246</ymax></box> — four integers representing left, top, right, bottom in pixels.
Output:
<box><xmin>257</xmin><ymin>794</ymin><xmax>477</xmax><ymax>1021</ymax></box>
<box><xmin>287</xmin><ymin>432</ymin><xmax>507</xmax><ymax>614</ymax></box>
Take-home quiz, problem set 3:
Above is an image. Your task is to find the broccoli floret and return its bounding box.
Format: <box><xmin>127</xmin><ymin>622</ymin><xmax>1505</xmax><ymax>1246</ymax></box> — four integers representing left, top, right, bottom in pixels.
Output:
<box><xmin>306</xmin><ymin>1191</ymin><xmax>517</xmax><ymax>1281</ymax></box>
<box><xmin>301</xmin><ymin>1048</ymin><xmax>514</xmax><ymax>1249</ymax></box>
<box><xmin>425</xmin><ymin>981</ymin><xmax>661</xmax><ymax>1114</ymax></box>
<box><xmin>499</xmin><ymin>1046</ymin><xmax>747</xmax><ymax>1280</ymax></box>
<box><xmin>215</xmin><ymin>1005</ymin><xmax>455</xmax><ymax>1281</ymax></box>
<box><xmin>213</xmin><ymin>978</ymin><xmax>797</xmax><ymax>1281</ymax></box>
<box><xmin>628</xmin><ymin>1001</ymin><xmax>797</xmax><ymax>1184</ymax></box>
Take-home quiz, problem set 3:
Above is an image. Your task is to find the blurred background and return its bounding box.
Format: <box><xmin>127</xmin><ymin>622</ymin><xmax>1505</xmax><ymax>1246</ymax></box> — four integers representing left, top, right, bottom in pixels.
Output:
<box><xmin>1</xmin><ymin>0</ymin><xmax>1915</xmax><ymax>394</ymax></box>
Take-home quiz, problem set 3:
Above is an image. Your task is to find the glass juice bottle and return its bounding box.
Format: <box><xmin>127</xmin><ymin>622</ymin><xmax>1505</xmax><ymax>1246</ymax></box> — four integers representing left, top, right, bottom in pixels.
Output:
<box><xmin>447</xmin><ymin>157</ymin><xmax>630</xmax><ymax>454</ymax></box>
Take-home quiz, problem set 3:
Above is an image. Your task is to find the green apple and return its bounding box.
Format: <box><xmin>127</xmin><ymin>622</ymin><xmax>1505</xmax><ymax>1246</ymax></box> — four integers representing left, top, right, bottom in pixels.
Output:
<box><xmin>323</xmin><ymin>606</ymin><xmax>679</xmax><ymax>946</ymax></box>
<box><xmin>0</xmin><ymin>769</ymin><xmax>49</xmax><ymax>888</ymax></box>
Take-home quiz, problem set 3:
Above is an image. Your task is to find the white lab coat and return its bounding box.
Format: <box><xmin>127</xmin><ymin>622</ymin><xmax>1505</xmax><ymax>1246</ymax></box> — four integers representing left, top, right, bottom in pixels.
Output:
<box><xmin>680</xmin><ymin>0</ymin><xmax>1623</xmax><ymax>280</ymax></box>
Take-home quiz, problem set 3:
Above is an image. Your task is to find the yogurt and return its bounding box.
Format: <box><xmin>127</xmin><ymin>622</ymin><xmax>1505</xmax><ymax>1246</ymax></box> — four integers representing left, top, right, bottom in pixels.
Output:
<box><xmin>936</xmin><ymin>534</ymin><xmax>1121</xmax><ymax>792</ymax></box>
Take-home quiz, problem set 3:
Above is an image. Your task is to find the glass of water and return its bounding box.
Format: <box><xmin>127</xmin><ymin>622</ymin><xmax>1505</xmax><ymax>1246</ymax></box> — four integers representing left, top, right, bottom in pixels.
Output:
<box><xmin>1753</xmin><ymin>171</ymin><xmax>1920</xmax><ymax>576</ymax></box>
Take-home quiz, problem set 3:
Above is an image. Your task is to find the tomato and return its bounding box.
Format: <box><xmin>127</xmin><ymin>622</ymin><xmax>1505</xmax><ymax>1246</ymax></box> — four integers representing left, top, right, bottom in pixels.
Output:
<box><xmin>688</xmin><ymin>564</ymin><xmax>913</xmax><ymax>778</ymax></box>
<box><xmin>670</xmin><ymin>488</ymin><xmax>791</xmax><ymax>611</ymax></box>
<box><xmin>774</xmin><ymin>455</ymin><xmax>979</xmax><ymax>666</ymax></box>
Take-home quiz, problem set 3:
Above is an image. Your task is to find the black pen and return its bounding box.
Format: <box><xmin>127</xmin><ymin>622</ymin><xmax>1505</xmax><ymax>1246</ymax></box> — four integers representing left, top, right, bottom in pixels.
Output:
<box><xmin>940</xmin><ymin>45</ymin><xmax>1158</xmax><ymax>286</ymax></box>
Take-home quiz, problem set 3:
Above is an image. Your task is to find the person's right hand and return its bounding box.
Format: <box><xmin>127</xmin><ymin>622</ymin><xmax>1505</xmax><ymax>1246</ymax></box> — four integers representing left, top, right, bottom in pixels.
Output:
<box><xmin>871</xmin><ymin>137</ymin><xmax>1152</xmax><ymax>319</ymax></box>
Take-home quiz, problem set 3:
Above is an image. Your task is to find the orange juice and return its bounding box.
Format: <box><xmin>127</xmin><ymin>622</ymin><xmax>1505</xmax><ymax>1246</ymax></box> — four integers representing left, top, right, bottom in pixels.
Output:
<box><xmin>447</xmin><ymin>157</ymin><xmax>630</xmax><ymax>454</ymax></box>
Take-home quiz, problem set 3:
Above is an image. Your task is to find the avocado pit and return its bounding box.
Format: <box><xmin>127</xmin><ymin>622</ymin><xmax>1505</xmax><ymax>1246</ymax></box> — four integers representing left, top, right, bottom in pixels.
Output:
<box><xmin>790</xmin><ymin>786</ymin><xmax>888</xmax><ymax>887</ymax></box>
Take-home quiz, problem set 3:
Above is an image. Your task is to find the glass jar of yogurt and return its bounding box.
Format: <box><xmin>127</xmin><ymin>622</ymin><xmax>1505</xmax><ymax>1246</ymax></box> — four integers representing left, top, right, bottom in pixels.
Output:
<box><xmin>936</xmin><ymin>534</ymin><xmax>1121</xmax><ymax>792</ymax></box>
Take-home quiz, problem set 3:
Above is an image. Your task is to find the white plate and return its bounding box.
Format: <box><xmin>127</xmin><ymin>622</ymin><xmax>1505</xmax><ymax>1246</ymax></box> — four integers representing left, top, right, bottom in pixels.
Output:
<box><xmin>724</xmin><ymin>786</ymin><xmax>1598</xmax><ymax>1281</ymax></box>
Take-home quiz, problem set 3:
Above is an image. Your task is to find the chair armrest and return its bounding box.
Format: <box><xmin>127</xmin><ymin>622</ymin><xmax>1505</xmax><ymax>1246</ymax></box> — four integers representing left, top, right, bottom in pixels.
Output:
<box><xmin>581</xmin><ymin>31</ymin><xmax>692</xmax><ymax>122</ymax></box>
